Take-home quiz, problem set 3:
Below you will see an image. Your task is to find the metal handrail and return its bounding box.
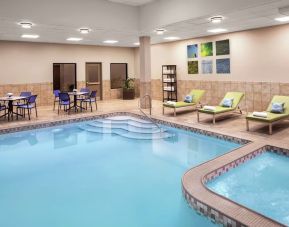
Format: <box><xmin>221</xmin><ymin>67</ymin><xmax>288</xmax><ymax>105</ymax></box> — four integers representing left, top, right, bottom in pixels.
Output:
<box><xmin>138</xmin><ymin>95</ymin><xmax>161</xmax><ymax>131</ymax></box>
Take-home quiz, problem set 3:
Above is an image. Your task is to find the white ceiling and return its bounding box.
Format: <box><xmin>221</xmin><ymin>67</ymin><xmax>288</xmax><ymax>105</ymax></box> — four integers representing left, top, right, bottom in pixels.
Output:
<box><xmin>1</xmin><ymin>0</ymin><xmax>289</xmax><ymax>47</ymax></box>
<box><xmin>107</xmin><ymin>0</ymin><xmax>155</xmax><ymax>6</ymax></box>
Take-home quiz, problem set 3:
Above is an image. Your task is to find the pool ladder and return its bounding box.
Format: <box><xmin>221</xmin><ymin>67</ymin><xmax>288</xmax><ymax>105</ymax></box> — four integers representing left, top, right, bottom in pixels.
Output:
<box><xmin>138</xmin><ymin>95</ymin><xmax>161</xmax><ymax>131</ymax></box>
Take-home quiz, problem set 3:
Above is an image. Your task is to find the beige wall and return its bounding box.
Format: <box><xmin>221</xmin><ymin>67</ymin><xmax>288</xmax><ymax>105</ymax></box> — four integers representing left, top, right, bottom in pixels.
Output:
<box><xmin>134</xmin><ymin>24</ymin><xmax>289</xmax><ymax>83</ymax></box>
<box><xmin>0</xmin><ymin>41</ymin><xmax>135</xmax><ymax>84</ymax></box>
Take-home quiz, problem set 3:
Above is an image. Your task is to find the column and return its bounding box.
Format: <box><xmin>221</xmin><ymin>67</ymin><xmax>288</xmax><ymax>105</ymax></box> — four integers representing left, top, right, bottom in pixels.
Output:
<box><xmin>139</xmin><ymin>36</ymin><xmax>151</xmax><ymax>109</ymax></box>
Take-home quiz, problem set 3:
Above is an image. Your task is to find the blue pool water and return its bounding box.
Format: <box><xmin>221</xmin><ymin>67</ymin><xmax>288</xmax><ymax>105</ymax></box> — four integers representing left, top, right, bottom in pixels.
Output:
<box><xmin>207</xmin><ymin>152</ymin><xmax>289</xmax><ymax>226</ymax></box>
<box><xmin>0</xmin><ymin>117</ymin><xmax>240</xmax><ymax>227</ymax></box>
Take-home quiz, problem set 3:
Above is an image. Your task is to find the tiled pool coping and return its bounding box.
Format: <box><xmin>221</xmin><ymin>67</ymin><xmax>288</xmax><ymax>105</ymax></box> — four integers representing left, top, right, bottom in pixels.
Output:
<box><xmin>1</xmin><ymin>111</ymin><xmax>285</xmax><ymax>227</ymax></box>
<box><xmin>182</xmin><ymin>143</ymin><xmax>288</xmax><ymax>227</ymax></box>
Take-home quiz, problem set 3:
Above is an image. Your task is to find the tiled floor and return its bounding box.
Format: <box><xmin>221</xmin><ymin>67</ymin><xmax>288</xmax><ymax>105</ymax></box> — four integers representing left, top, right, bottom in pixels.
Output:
<box><xmin>1</xmin><ymin>98</ymin><xmax>289</xmax><ymax>146</ymax></box>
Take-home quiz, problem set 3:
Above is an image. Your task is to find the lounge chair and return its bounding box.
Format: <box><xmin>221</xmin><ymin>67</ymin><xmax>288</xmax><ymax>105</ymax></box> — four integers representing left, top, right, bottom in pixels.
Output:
<box><xmin>246</xmin><ymin>95</ymin><xmax>289</xmax><ymax>135</ymax></box>
<box><xmin>197</xmin><ymin>92</ymin><xmax>244</xmax><ymax>124</ymax></box>
<box><xmin>163</xmin><ymin>89</ymin><xmax>205</xmax><ymax>116</ymax></box>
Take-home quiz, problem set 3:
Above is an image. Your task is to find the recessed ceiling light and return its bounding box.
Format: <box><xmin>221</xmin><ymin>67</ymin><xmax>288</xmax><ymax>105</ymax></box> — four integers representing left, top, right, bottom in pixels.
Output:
<box><xmin>19</xmin><ymin>22</ymin><xmax>33</xmax><ymax>29</ymax></box>
<box><xmin>207</xmin><ymin>28</ymin><xmax>228</xmax><ymax>33</ymax></box>
<box><xmin>164</xmin><ymin>36</ymin><xmax>180</xmax><ymax>41</ymax></box>
<box><xmin>133</xmin><ymin>42</ymin><xmax>140</xmax><ymax>46</ymax></box>
<box><xmin>21</xmin><ymin>34</ymin><xmax>39</xmax><ymax>39</ymax></box>
<box><xmin>210</xmin><ymin>16</ymin><xmax>224</xmax><ymax>23</ymax></box>
<box><xmin>103</xmin><ymin>40</ymin><xmax>118</xmax><ymax>44</ymax></box>
<box><xmin>275</xmin><ymin>16</ymin><xmax>289</xmax><ymax>22</ymax></box>
<box><xmin>154</xmin><ymin>28</ymin><xmax>166</xmax><ymax>35</ymax></box>
<box><xmin>79</xmin><ymin>28</ymin><xmax>91</xmax><ymax>34</ymax></box>
<box><xmin>67</xmin><ymin>37</ymin><xmax>83</xmax><ymax>41</ymax></box>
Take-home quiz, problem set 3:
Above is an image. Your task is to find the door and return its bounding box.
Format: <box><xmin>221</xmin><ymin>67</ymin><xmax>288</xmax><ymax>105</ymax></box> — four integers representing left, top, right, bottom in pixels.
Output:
<box><xmin>85</xmin><ymin>63</ymin><xmax>102</xmax><ymax>100</ymax></box>
<box><xmin>53</xmin><ymin>63</ymin><xmax>77</xmax><ymax>91</ymax></box>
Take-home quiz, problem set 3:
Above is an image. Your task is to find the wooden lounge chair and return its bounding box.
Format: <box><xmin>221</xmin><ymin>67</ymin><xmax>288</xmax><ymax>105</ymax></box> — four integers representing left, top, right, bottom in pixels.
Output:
<box><xmin>246</xmin><ymin>95</ymin><xmax>289</xmax><ymax>135</ymax></box>
<box><xmin>197</xmin><ymin>92</ymin><xmax>244</xmax><ymax>124</ymax></box>
<box><xmin>163</xmin><ymin>89</ymin><xmax>205</xmax><ymax>116</ymax></box>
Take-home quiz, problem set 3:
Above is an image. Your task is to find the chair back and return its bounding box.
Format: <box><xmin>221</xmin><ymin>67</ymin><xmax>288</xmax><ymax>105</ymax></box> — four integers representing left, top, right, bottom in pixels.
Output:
<box><xmin>267</xmin><ymin>96</ymin><xmax>289</xmax><ymax>115</ymax></box>
<box><xmin>53</xmin><ymin>90</ymin><xmax>60</xmax><ymax>97</ymax></box>
<box><xmin>20</xmin><ymin>91</ymin><xmax>32</xmax><ymax>97</ymax></box>
<box><xmin>90</xmin><ymin>91</ymin><xmax>97</xmax><ymax>98</ymax></box>
<box><xmin>219</xmin><ymin>92</ymin><xmax>244</xmax><ymax>109</ymax></box>
<box><xmin>27</xmin><ymin>95</ymin><xmax>37</xmax><ymax>104</ymax></box>
<box><xmin>80</xmin><ymin>87</ymin><xmax>90</xmax><ymax>93</ymax></box>
<box><xmin>59</xmin><ymin>93</ymin><xmax>70</xmax><ymax>102</ymax></box>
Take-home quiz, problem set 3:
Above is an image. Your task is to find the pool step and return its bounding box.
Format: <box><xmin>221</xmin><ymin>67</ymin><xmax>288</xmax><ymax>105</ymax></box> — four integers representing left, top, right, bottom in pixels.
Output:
<box><xmin>79</xmin><ymin>117</ymin><xmax>174</xmax><ymax>140</ymax></box>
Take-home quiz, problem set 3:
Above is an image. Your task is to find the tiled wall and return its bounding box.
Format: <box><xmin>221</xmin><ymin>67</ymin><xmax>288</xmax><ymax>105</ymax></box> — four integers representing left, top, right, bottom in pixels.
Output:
<box><xmin>151</xmin><ymin>79</ymin><xmax>287</xmax><ymax>112</ymax></box>
<box><xmin>0</xmin><ymin>79</ymin><xmax>141</xmax><ymax>106</ymax></box>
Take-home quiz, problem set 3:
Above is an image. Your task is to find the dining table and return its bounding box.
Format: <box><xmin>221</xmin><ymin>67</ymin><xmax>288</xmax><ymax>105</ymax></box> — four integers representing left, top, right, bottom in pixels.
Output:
<box><xmin>67</xmin><ymin>91</ymin><xmax>89</xmax><ymax>112</ymax></box>
<box><xmin>0</xmin><ymin>96</ymin><xmax>27</xmax><ymax>121</ymax></box>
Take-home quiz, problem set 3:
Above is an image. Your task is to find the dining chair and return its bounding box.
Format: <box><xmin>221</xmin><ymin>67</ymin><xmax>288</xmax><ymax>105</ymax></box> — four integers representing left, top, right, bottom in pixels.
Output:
<box><xmin>80</xmin><ymin>91</ymin><xmax>97</xmax><ymax>112</ymax></box>
<box><xmin>17</xmin><ymin>95</ymin><xmax>38</xmax><ymax>120</ymax></box>
<box><xmin>0</xmin><ymin>102</ymin><xmax>7</xmax><ymax>119</ymax></box>
<box><xmin>53</xmin><ymin>90</ymin><xmax>60</xmax><ymax>111</ymax></box>
<box><xmin>58</xmin><ymin>93</ymin><xmax>72</xmax><ymax>115</ymax></box>
<box><xmin>13</xmin><ymin>91</ymin><xmax>32</xmax><ymax>115</ymax></box>
<box><xmin>77</xmin><ymin>87</ymin><xmax>90</xmax><ymax>103</ymax></box>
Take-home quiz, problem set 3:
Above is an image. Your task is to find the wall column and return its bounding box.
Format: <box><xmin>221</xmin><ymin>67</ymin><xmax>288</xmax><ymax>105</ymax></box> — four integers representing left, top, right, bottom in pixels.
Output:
<box><xmin>139</xmin><ymin>36</ymin><xmax>151</xmax><ymax>109</ymax></box>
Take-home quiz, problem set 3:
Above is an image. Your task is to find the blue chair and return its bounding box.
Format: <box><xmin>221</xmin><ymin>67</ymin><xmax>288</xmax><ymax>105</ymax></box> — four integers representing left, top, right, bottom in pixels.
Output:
<box><xmin>77</xmin><ymin>88</ymin><xmax>90</xmax><ymax>102</ymax></box>
<box><xmin>0</xmin><ymin>102</ymin><xmax>7</xmax><ymax>118</ymax></box>
<box><xmin>53</xmin><ymin>90</ymin><xmax>60</xmax><ymax>111</ymax></box>
<box><xmin>13</xmin><ymin>91</ymin><xmax>32</xmax><ymax>108</ymax></box>
<box><xmin>58</xmin><ymin>93</ymin><xmax>72</xmax><ymax>114</ymax></box>
<box><xmin>17</xmin><ymin>95</ymin><xmax>38</xmax><ymax>120</ymax></box>
<box><xmin>80</xmin><ymin>91</ymin><xmax>97</xmax><ymax>112</ymax></box>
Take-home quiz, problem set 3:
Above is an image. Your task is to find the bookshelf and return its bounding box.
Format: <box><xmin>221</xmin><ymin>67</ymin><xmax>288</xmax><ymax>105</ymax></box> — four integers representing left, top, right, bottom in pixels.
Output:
<box><xmin>162</xmin><ymin>65</ymin><xmax>177</xmax><ymax>102</ymax></box>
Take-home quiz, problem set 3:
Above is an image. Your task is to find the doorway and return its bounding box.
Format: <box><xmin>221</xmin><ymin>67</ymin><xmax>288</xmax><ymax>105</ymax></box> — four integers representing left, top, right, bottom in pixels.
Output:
<box><xmin>85</xmin><ymin>62</ymin><xmax>102</xmax><ymax>100</ymax></box>
<box><xmin>53</xmin><ymin>63</ymin><xmax>77</xmax><ymax>91</ymax></box>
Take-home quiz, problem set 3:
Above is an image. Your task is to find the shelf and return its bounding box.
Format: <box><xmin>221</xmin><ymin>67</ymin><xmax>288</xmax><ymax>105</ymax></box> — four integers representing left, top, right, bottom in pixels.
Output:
<box><xmin>162</xmin><ymin>65</ymin><xmax>177</xmax><ymax>102</ymax></box>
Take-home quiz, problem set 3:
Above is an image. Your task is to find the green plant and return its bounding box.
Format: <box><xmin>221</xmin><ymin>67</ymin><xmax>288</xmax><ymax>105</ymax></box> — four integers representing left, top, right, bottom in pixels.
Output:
<box><xmin>123</xmin><ymin>78</ymin><xmax>135</xmax><ymax>90</ymax></box>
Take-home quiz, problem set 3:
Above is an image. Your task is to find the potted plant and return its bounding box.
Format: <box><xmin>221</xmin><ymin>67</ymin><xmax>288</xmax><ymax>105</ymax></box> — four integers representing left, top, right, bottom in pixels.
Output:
<box><xmin>123</xmin><ymin>78</ymin><xmax>135</xmax><ymax>100</ymax></box>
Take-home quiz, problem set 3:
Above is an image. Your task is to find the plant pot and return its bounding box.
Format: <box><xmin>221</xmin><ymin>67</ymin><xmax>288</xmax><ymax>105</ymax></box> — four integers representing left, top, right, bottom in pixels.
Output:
<box><xmin>123</xmin><ymin>89</ymin><xmax>135</xmax><ymax>100</ymax></box>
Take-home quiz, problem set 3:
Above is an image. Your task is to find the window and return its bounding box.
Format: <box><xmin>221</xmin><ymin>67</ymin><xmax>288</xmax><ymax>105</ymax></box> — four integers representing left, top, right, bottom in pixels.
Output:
<box><xmin>53</xmin><ymin>63</ymin><xmax>77</xmax><ymax>91</ymax></box>
<box><xmin>110</xmin><ymin>63</ymin><xmax>127</xmax><ymax>89</ymax></box>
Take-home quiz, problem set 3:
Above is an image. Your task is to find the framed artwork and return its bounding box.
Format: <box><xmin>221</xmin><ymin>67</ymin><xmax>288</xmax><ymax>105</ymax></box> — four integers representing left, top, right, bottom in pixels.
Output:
<box><xmin>187</xmin><ymin>44</ymin><xmax>198</xmax><ymax>58</ymax></box>
<box><xmin>201</xmin><ymin>60</ymin><xmax>213</xmax><ymax>74</ymax></box>
<box><xmin>201</xmin><ymin>42</ymin><xmax>213</xmax><ymax>57</ymax></box>
<box><xmin>216</xmin><ymin>58</ymin><xmax>230</xmax><ymax>74</ymax></box>
<box><xmin>188</xmin><ymin>61</ymin><xmax>199</xmax><ymax>74</ymax></box>
<box><xmin>216</xmin><ymin>39</ymin><xmax>230</xmax><ymax>56</ymax></box>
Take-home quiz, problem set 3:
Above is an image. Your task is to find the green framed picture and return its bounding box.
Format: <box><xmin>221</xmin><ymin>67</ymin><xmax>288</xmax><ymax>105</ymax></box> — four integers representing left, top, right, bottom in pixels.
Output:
<box><xmin>188</xmin><ymin>61</ymin><xmax>198</xmax><ymax>74</ymax></box>
<box><xmin>201</xmin><ymin>42</ymin><xmax>213</xmax><ymax>57</ymax></box>
<box><xmin>216</xmin><ymin>39</ymin><xmax>230</xmax><ymax>55</ymax></box>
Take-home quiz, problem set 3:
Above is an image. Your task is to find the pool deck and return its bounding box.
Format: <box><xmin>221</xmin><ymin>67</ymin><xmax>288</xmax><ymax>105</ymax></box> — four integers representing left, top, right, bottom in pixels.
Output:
<box><xmin>0</xmin><ymin>99</ymin><xmax>288</xmax><ymax>227</ymax></box>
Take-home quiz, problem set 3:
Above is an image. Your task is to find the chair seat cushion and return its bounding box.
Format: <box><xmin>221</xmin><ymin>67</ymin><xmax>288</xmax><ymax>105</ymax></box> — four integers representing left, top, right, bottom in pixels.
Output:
<box><xmin>60</xmin><ymin>101</ymin><xmax>70</xmax><ymax>105</ymax></box>
<box><xmin>246</xmin><ymin>111</ymin><xmax>289</xmax><ymax>123</ymax></box>
<box><xmin>83</xmin><ymin>98</ymin><xmax>96</xmax><ymax>102</ymax></box>
<box><xmin>0</xmin><ymin>105</ymin><xmax>6</xmax><ymax>110</ymax></box>
<box><xmin>198</xmin><ymin>106</ymin><xmax>234</xmax><ymax>114</ymax></box>
<box><xmin>163</xmin><ymin>101</ymin><xmax>196</xmax><ymax>108</ymax></box>
<box><xmin>18</xmin><ymin>104</ymin><xmax>35</xmax><ymax>109</ymax></box>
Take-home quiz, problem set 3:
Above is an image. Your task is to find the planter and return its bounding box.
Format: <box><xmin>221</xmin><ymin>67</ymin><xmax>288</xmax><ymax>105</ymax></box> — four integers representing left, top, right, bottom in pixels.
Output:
<box><xmin>123</xmin><ymin>89</ymin><xmax>135</xmax><ymax>100</ymax></box>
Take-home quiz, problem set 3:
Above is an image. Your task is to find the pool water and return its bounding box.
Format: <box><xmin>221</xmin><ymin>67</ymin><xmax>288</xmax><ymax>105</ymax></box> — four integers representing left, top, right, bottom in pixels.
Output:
<box><xmin>0</xmin><ymin>117</ymin><xmax>240</xmax><ymax>227</ymax></box>
<box><xmin>207</xmin><ymin>152</ymin><xmax>289</xmax><ymax>226</ymax></box>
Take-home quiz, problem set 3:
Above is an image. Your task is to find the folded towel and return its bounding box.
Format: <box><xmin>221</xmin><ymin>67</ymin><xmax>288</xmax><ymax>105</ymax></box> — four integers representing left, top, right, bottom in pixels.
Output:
<box><xmin>252</xmin><ymin>111</ymin><xmax>267</xmax><ymax>118</ymax></box>
<box><xmin>204</xmin><ymin>105</ymin><xmax>216</xmax><ymax>111</ymax></box>
<box><xmin>166</xmin><ymin>101</ymin><xmax>176</xmax><ymax>106</ymax></box>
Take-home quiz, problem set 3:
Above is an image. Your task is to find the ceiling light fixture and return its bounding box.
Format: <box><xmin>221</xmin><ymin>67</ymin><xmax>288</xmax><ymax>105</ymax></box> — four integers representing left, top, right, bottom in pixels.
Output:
<box><xmin>275</xmin><ymin>16</ymin><xmax>289</xmax><ymax>22</ymax></box>
<box><xmin>154</xmin><ymin>28</ymin><xmax>166</xmax><ymax>35</ymax></box>
<box><xmin>19</xmin><ymin>22</ymin><xmax>33</xmax><ymax>29</ymax></box>
<box><xmin>67</xmin><ymin>37</ymin><xmax>83</xmax><ymax>41</ymax></box>
<box><xmin>79</xmin><ymin>28</ymin><xmax>91</xmax><ymax>34</ymax></box>
<box><xmin>210</xmin><ymin>16</ymin><xmax>224</xmax><ymax>23</ymax></box>
<box><xmin>164</xmin><ymin>36</ymin><xmax>180</xmax><ymax>41</ymax></box>
<box><xmin>21</xmin><ymin>34</ymin><xmax>39</xmax><ymax>39</ymax></box>
<box><xmin>103</xmin><ymin>40</ymin><xmax>118</xmax><ymax>44</ymax></box>
<box><xmin>207</xmin><ymin>28</ymin><xmax>228</xmax><ymax>33</ymax></box>
<box><xmin>133</xmin><ymin>42</ymin><xmax>140</xmax><ymax>46</ymax></box>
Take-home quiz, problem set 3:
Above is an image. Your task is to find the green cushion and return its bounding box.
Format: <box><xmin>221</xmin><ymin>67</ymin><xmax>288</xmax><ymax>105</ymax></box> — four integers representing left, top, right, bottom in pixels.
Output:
<box><xmin>219</xmin><ymin>92</ymin><xmax>244</xmax><ymax>109</ymax></box>
<box><xmin>163</xmin><ymin>89</ymin><xmax>205</xmax><ymax>108</ymax></box>
<box><xmin>246</xmin><ymin>111</ymin><xmax>289</xmax><ymax>123</ymax></box>
<box><xmin>163</xmin><ymin>101</ymin><xmax>196</xmax><ymax>108</ymax></box>
<box><xmin>246</xmin><ymin>95</ymin><xmax>289</xmax><ymax>123</ymax></box>
<box><xmin>198</xmin><ymin>91</ymin><xmax>244</xmax><ymax>114</ymax></box>
<box><xmin>198</xmin><ymin>106</ymin><xmax>234</xmax><ymax>114</ymax></box>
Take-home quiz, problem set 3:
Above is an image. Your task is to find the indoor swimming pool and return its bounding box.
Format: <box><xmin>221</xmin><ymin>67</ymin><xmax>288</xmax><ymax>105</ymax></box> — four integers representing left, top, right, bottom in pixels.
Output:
<box><xmin>0</xmin><ymin>116</ymin><xmax>241</xmax><ymax>227</ymax></box>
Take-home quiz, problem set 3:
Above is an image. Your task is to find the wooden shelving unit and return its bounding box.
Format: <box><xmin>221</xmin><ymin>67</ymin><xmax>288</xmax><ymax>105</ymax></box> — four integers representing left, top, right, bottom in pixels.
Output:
<box><xmin>162</xmin><ymin>65</ymin><xmax>177</xmax><ymax>102</ymax></box>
